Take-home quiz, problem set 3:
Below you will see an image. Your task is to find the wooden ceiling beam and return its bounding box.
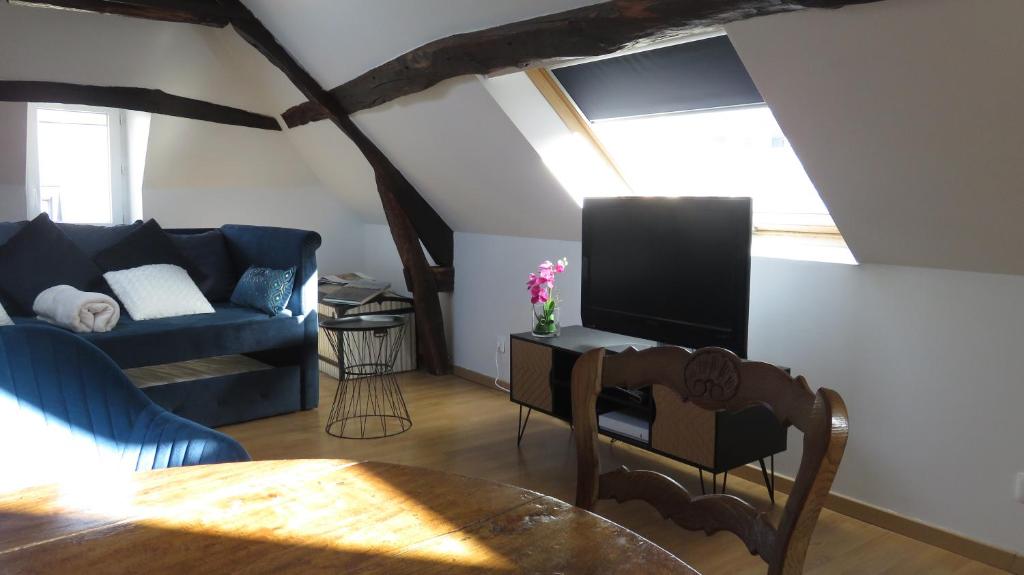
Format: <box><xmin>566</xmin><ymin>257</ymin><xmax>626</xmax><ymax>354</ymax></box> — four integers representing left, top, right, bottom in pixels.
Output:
<box><xmin>0</xmin><ymin>80</ymin><xmax>281</xmax><ymax>130</ymax></box>
<box><xmin>215</xmin><ymin>0</ymin><xmax>453</xmax><ymax>375</ymax></box>
<box><xmin>282</xmin><ymin>0</ymin><xmax>882</xmax><ymax>127</ymax></box>
<box><xmin>8</xmin><ymin>0</ymin><xmax>233</xmax><ymax>27</ymax></box>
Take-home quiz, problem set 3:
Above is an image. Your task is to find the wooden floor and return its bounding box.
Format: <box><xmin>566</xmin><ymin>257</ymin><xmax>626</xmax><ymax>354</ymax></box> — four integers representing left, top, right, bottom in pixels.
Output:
<box><xmin>221</xmin><ymin>371</ymin><xmax>1006</xmax><ymax>575</ymax></box>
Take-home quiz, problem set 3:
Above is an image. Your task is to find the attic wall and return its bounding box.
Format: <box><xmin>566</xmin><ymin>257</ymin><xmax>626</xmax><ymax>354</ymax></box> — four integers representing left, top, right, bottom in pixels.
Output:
<box><xmin>726</xmin><ymin>0</ymin><xmax>1024</xmax><ymax>275</ymax></box>
<box><xmin>0</xmin><ymin>3</ymin><xmax>363</xmax><ymax>272</ymax></box>
<box><xmin>453</xmin><ymin>231</ymin><xmax>1024</xmax><ymax>556</ymax></box>
<box><xmin>0</xmin><ymin>103</ymin><xmax>27</xmax><ymax>221</ymax></box>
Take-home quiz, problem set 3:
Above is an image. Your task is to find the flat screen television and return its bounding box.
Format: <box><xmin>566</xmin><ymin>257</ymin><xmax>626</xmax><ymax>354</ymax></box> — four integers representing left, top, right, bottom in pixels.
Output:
<box><xmin>581</xmin><ymin>196</ymin><xmax>752</xmax><ymax>357</ymax></box>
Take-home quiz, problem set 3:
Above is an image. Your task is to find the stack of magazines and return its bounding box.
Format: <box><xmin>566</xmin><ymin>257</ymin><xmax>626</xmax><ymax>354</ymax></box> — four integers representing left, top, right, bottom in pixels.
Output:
<box><xmin>318</xmin><ymin>273</ymin><xmax>391</xmax><ymax>306</ymax></box>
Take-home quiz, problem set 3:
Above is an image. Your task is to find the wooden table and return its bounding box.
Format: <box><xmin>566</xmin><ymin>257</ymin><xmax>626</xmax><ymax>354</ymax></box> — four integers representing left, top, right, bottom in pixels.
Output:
<box><xmin>0</xmin><ymin>459</ymin><xmax>696</xmax><ymax>574</ymax></box>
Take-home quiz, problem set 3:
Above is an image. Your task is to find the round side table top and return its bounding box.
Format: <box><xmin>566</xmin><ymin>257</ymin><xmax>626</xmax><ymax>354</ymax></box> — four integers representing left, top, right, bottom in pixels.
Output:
<box><xmin>0</xmin><ymin>459</ymin><xmax>697</xmax><ymax>574</ymax></box>
<box><xmin>320</xmin><ymin>314</ymin><xmax>406</xmax><ymax>331</ymax></box>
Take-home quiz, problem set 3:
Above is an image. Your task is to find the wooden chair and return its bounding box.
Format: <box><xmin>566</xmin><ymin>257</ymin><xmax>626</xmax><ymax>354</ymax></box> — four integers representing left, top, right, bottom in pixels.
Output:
<box><xmin>571</xmin><ymin>346</ymin><xmax>848</xmax><ymax>575</ymax></box>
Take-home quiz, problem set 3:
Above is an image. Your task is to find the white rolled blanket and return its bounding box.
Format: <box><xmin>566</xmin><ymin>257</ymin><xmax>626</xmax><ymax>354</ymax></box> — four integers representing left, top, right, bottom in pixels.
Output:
<box><xmin>33</xmin><ymin>285</ymin><xmax>120</xmax><ymax>333</ymax></box>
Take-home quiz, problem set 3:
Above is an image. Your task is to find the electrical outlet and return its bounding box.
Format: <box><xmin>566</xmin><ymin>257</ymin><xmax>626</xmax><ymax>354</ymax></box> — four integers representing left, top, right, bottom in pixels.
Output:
<box><xmin>496</xmin><ymin>336</ymin><xmax>506</xmax><ymax>354</ymax></box>
<box><xmin>1015</xmin><ymin>472</ymin><xmax>1024</xmax><ymax>503</ymax></box>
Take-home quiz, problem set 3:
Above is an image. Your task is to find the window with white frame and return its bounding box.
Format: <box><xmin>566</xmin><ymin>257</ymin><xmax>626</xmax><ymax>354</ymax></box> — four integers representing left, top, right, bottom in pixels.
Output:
<box><xmin>26</xmin><ymin>103</ymin><xmax>129</xmax><ymax>225</ymax></box>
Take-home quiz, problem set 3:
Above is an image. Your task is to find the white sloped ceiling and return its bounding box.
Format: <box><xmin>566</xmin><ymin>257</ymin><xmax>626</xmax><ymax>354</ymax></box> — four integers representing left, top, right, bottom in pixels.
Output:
<box><xmin>234</xmin><ymin>0</ymin><xmax>601</xmax><ymax>240</ymax></box>
<box><xmin>727</xmin><ymin>0</ymin><xmax>1024</xmax><ymax>274</ymax></box>
<box><xmin>238</xmin><ymin>0</ymin><xmax>1024</xmax><ymax>276</ymax></box>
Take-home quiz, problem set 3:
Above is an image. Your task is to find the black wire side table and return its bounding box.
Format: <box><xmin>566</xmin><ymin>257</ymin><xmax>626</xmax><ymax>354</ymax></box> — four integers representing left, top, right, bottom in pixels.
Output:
<box><xmin>320</xmin><ymin>315</ymin><xmax>411</xmax><ymax>439</ymax></box>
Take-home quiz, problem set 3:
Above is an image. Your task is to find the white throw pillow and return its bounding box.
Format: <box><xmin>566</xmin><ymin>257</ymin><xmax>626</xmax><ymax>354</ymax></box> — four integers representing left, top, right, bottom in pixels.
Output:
<box><xmin>0</xmin><ymin>301</ymin><xmax>11</xmax><ymax>326</ymax></box>
<box><xmin>103</xmin><ymin>264</ymin><xmax>215</xmax><ymax>321</ymax></box>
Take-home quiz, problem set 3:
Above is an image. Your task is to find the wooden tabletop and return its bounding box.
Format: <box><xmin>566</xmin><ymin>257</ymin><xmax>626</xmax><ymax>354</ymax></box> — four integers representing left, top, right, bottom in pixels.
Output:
<box><xmin>0</xmin><ymin>459</ymin><xmax>696</xmax><ymax>574</ymax></box>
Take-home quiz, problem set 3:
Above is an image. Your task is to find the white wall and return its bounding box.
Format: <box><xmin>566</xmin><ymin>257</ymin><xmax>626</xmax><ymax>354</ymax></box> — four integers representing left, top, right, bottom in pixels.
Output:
<box><xmin>453</xmin><ymin>231</ymin><xmax>1024</xmax><ymax>555</ymax></box>
<box><xmin>0</xmin><ymin>102</ymin><xmax>28</xmax><ymax>221</ymax></box>
<box><xmin>726</xmin><ymin>0</ymin><xmax>1024</xmax><ymax>275</ymax></box>
<box><xmin>0</xmin><ymin>3</ymin><xmax>365</xmax><ymax>271</ymax></box>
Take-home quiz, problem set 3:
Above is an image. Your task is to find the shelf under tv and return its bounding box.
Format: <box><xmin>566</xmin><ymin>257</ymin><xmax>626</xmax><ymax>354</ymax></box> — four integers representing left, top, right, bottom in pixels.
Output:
<box><xmin>509</xmin><ymin>325</ymin><xmax>786</xmax><ymax>499</ymax></box>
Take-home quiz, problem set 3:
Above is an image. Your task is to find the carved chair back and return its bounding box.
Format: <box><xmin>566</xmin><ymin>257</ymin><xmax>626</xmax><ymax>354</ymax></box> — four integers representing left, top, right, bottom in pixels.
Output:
<box><xmin>571</xmin><ymin>346</ymin><xmax>848</xmax><ymax>575</ymax></box>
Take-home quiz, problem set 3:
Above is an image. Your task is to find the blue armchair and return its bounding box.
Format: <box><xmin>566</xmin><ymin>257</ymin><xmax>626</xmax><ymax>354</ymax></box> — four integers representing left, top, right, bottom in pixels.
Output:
<box><xmin>0</xmin><ymin>325</ymin><xmax>249</xmax><ymax>490</ymax></box>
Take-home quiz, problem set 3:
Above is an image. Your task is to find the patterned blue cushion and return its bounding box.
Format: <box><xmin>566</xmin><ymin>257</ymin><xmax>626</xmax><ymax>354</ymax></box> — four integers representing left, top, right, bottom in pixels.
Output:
<box><xmin>230</xmin><ymin>266</ymin><xmax>296</xmax><ymax>315</ymax></box>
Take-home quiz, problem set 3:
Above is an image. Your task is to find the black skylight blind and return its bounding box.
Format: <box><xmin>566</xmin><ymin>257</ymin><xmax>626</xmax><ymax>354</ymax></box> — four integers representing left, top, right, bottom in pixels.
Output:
<box><xmin>552</xmin><ymin>35</ymin><xmax>763</xmax><ymax>121</ymax></box>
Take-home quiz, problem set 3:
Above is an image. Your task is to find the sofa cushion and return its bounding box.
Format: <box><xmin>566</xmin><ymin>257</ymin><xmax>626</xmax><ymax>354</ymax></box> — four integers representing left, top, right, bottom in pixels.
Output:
<box><xmin>0</xmin><ymin>214</ymin><xmax>104</xmax><ymax>315</ymax></box>
<box><xmin>170</xmin><ymin>230</ymin><xmax>237</xmax><ymax>302</ymax></box>
<box><xmin>231</xmin><ymin>266</ymin><xmax>296</xmax><ymax>315</ymax></box>
<box><xmin>15</xmin><ymin>304</ymin><xmax>306</xmax><ymax>369</ymax></box>
<box><xmin>0</xmin><ymin>221</ymin><xmax>27</xmax><ymax>246</ymax></box>
<box><xmin>94</xmin><ymin>219</ymin><xmax>202</xmax><ymax>281</ymax></box>
<box><xmin>104</xmin><ymin>264</ymin><xmax>215</xmax><ymax>321</ymax></box>
<box><xmin>58</xmin><ymin>221</ymin><xmax>143</xmax><ymax>257</ymax></box>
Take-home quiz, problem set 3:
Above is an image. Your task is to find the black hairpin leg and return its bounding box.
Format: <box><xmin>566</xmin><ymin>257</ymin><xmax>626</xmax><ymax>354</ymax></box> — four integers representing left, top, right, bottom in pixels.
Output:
<box><xmin>517</xmin><ymin>405</ymin><xmax>533</xmax><ymax>446</ymax></box>
<box><xmin>759</xmin><ymin>456</ymin><xmax>776</xmax><ymax>504</ymax></box>
<box><xmin>699</xmin><ymin>469</ymin><xmax>730</xmax><ymax>495</ymax></box>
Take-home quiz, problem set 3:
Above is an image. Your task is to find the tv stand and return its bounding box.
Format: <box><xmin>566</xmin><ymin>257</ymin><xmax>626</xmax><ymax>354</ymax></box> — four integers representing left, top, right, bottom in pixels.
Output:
<box><xmin>510</xmin><ymin>325</ymin><xmax>786</xmax><ymax>499</ymax></box>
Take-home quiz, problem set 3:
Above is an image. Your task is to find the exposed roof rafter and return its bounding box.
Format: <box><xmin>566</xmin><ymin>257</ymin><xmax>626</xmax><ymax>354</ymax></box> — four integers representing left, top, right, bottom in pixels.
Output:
<box><xmin>281</xmin><ymin>0</ymin><xmax>883</xmax><ymax>127</ymax></box>
<box><xmin>0</xmin><ymin>80</ymin><xmax>281</xmax><ymax>130</ymax></box>
<box><xmin>7</xmin><ymin>0</ymin><xmax>235</xmax><ymax>27</ymax></box>
<box><xmin>214</xmin><ymin>0</ymin><xmax>454</xmax><ymax>375</ymax></box>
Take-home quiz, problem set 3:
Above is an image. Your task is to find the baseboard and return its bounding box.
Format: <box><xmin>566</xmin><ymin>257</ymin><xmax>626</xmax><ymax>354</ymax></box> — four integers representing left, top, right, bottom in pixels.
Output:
<box><xmin>732</xmin><ymin>463</ymin><xmax>1020</xmax><ymax>572</ymax></box>
<box><xmin>452</xmin><ymin>365</ymin><xmax>509</xmax><ymax>392</ymax></box>
<box><xmin>1011</xmin><ymin>554</ymin><xmax>1024</xmax><ymax>575</ymax></box>
<box><xmin>452</xmin><ymin>364</ymin><xmax>1020</xmax><ymax>572</ymax></box>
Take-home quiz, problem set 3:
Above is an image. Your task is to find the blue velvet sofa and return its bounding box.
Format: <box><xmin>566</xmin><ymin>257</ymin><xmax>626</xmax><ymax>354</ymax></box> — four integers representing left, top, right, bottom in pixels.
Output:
<box><xmin>0</xmin><ymin>221</ymin><xmax>321</xmax><ymax>428</ymax></box>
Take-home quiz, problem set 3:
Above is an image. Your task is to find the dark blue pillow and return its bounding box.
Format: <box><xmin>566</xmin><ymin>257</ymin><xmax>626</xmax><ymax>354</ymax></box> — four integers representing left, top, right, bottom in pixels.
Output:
<box><xmin>230</xmin><ymin>266</ymin><xmax>295</xmax><ymax>315</ymax></box>
<box><xmin>58</xmin><ymin>221</ymin><xmax>143</xmax><ymax>258</ymax></box>
<box><xmin>94</xmin><ymin>219</ymin><xmax>204</xmax><ymax>282</ymax></box>
<box><xmin>170</xmin><ymin>231</ymin><xmax>237</xmax><ymax>302</ymax></box>
<box><xmin>0</xmin><ymin>213</ymin><xmax>104</xmax><ymax>315</ymax></box>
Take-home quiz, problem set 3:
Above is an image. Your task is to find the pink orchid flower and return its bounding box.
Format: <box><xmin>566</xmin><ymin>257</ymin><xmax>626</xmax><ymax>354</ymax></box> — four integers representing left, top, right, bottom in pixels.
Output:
<box><xmin>527</xmin><ymin>257</ymin><xmax>568</xmax><ymax>305</ymax></box>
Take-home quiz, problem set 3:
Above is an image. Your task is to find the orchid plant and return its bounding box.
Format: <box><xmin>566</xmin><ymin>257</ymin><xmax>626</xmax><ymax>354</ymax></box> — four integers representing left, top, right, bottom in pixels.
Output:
<box><xmin>527</xmin><ymin>257</ymin><xmax>568</xmax><ymax>336</ymax></box>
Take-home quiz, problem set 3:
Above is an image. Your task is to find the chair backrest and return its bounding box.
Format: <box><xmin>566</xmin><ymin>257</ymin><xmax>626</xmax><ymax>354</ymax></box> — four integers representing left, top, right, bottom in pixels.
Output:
<box><xmin>0</xmin><ymin>325</ymin><xmax>248</xmax><ymax>492</ymax></box>
<box><xmin>571</xmin><ymin>346</ymin><xmax>848</xmax><ymax>575</ymax></box>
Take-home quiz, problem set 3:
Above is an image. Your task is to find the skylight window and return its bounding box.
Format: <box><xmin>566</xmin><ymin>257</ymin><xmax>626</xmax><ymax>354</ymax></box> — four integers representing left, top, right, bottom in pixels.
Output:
<box><xmin>543</xmin><ymin>34</ymin><xmax>847</xmax><ymax>244</ymax></box>
<box><xmin>589</xmin><ymin>105</ymin><xmax>835</xmax><ymax>233</ymax></box>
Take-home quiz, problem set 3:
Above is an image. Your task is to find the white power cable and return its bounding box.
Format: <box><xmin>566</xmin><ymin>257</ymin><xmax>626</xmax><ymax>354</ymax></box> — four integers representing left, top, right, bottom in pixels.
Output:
<box><xmin>494</xmin><ymin>344</ymin><xmax>510</xmax><ymax>393</ymax></box>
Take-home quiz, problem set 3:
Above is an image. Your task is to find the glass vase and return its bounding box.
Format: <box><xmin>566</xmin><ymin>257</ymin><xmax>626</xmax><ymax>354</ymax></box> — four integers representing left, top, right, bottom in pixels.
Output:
<box><xmin>531</xmin><ymin>301</ymin><xmax>560</xmax><ymax>338</ymax></box>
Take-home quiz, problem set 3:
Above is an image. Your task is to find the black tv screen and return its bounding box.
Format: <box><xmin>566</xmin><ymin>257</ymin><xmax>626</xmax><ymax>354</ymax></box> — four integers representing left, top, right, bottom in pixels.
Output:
<box><xmin>581</xmin><ymin>196</ymin><xmax>752</xmax><ymax>357</ymax></box>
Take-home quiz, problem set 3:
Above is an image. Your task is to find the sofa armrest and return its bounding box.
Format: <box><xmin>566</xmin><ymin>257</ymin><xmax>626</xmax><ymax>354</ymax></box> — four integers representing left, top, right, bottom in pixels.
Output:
<box><xmin>220</xmin><ymin>225</ymin><xmax>322</xmax><ymax>316</ymax></box>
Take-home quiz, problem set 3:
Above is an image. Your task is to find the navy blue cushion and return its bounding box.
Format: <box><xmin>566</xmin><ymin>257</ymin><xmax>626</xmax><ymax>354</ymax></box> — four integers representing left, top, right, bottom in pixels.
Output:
<box><xmin>170</xmin><ymin>230</ymin><xmax>237</xmax><ymax>302</ymax></box>
<box><xmin>94</xmin><ymin>219</ymin><xmax>199</xmax><ymax>280</ymax></box>
<box><xmin>0</xmin><ymin>221</ymin><xmax>27</xmax><ymax>245</ymax></box>
<box><xmin>58</xmin><ymin>220</ymin><xmax>143</xmax><ymax>257</ymax></box>
<box><xmin>0</xmin><ymin>325</ymin><xmax>249</xmax><ymax>490</ymax></box>
<box><xmin>231</xmin><ymin>266</ymin><xmax>296</xmax><ymax>315</ymax></box>
<box><xmin>15</xmin><ymin>304</ymin><xmax>307</xmax><ymax>369</ymax></box>
<box><xmin>0</xmin><ymin>214</ymin><xmax>104</xmax><ymax>315</ymax></box>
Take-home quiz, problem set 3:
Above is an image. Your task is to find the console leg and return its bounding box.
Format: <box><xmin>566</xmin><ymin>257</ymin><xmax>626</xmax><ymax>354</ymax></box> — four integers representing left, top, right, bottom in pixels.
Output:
<box><xmin>712</xmin><ymin>473</ymin><xmax>717</xmax><ymax>494</ymax></box>
<box><xmin>759</xmin><ymin>457</ymin><xmax>776</xmax><ymax>504</ymax></box>
<box><xmin>516</xmin><ymin>406</ymin><xmax>533</xmax><ymax>446</ymax></box>
<box><xmin>699</xmin><ymin>469</ymin><xmax>707</xmax><ymax>495</ymax></box>
<box><xmin>721</xmin><ymin>471</ymin><xmax>728</xmax><ymax>495</ymax></box>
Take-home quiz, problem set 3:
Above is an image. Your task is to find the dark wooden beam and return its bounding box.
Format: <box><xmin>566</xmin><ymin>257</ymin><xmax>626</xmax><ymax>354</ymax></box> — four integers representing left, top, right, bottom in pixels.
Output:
<box><xmin>8</xmin><ymin>0</ymin><xmax>233</xmax><ymax>27</ymax></box>
<box><xmin>215</xmin><ymin>0</ymin><xmax>453</xmax><ymax>375</ymax></box>
<box><xmin>404</xmin><ymin>266</ymin><xmax>454</xmax><ymax>294</ymax></box>
<box><xmin>0</xmin><ymin>81</ymin><xmax>281</xmax><ymax>131</ymax></box>
<box><xmin>282</xmin><ymin>0</ymin><xmax>881</xmax><ymax>127</ymax></box>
